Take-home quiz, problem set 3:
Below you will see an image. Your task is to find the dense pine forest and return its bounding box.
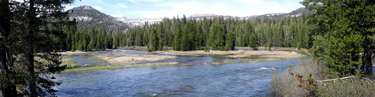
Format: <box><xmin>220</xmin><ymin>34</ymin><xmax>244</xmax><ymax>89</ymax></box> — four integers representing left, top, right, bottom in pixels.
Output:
<box><xmin>66</xmin><ymin>14</ymin><xmax>311</xmax><ymax>52</ymax></box>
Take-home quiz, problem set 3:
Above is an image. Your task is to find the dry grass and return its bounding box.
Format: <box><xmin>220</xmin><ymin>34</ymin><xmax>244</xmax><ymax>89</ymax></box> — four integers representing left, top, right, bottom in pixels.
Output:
<box><xmin>270</xmin><ymin>60</ymin><xmax>375</xmax><ymax>97</ymax></box>
<box><xmin>62</xmin><ymin>62</ymin><xmax>179</xmax><ymax>72</ymax></box>
<box><xmin>155</xmin><ymin>50</ymin><xmax>305</xmax><ymax>59</ymax></box>
<box><xmin>271</xmin><ymin>60</ymin><xmax>326</xmax><ymax>97</ymax></box>
<box><xmin>58</xmin><ymin>51</ymin><xmax>89</xmax><ymax>56</ymax></box>
<box><xmin>60</xmin><ymin>56</ymin><xmax>81</xmax><ymax>68</ymax></box>
<box><xmin>94</xmin><ymin>53</ymin><xmax>177</xmax><ymax>65</ymax></box>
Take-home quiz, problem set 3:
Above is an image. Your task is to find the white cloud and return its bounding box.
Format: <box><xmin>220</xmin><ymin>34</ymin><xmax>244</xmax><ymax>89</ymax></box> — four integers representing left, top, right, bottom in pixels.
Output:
<box><xmin>118</xmin><ymin>3</ymin><xmax>128</xmax><ymax>8</ymax></box>
<box><xmin>93</xmin><ymin>0</ymin><xmax>109</xmax><ymax>6</ymax></box>
<box><xmin>128</xmin><ymin>0</ymin><xmax>162</xmax><ymax>4</ymax></box>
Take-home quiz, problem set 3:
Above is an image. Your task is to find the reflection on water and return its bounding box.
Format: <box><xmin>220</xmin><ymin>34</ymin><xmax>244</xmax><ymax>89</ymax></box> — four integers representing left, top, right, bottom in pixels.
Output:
<box><xmin>55</xmin><ymin>51</ymin><xmax>310</xmax><ymax>96</ymax></box>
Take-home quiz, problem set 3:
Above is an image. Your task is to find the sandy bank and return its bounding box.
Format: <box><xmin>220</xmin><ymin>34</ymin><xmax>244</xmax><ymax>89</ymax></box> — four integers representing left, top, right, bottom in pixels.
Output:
<box><xmin>95</xmin><ymin>53</ymin><xmax>177</xmax><ymax>65</ymax></box>
<box><xmin>59</xmin><ymin>51</ymin><xmax>89</xmax><ymax>55</ymax></box>
<box><xmin>155</xmin><ymin>50</ymin><xmax>305</xmax><ymax>59</ymax></box>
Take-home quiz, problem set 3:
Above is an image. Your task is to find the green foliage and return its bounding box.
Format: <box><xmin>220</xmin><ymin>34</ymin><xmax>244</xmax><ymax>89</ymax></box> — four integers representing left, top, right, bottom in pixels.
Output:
<box><xmin>0</xmin><ymin>0</ymin><xmax>74</xmax><ymax>96</ymax></box>
<box><xmin>267</xmin><ymin>39</ymin><xmax>273</xmax><ymax>51</ymax></box>
<box><xmin>249</xmin><ymin>34</ymin><xmax>259</xmax><ymax>50</ymax></box>
<box><xmin>225</xmin><ymin>31</ymin><xmax>235</xmax><ymax>51</ymax></box>
<box><xmin>297</xmin><ymin>42</ymin><xmax>301</xmax><ymax>50</ymax></box>
<box><xmin>65</xmin><ymin>28</ymin><xmax>120</xmax><ymax>51</ymax></box>
<box><xmin>204</xmin><ymin>47</ymin><xmax>210</xmax><ymax>52</ymax></box>
<box><xmin>120</xmin><ymin>14</ymin><xmax>311</xmax><ymax>52</ymax></box>
<box><xmin>302</xmin><ymin>0</ymin><xmax>375</xmax><ymax>76</ymax></box>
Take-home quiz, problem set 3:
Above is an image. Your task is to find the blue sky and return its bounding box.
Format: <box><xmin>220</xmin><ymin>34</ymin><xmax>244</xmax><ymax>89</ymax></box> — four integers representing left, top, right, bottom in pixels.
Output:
<box><xmin>65</xmin><ymin>0</ymin><xmax>304</xmax><ymax>18</ymax></box>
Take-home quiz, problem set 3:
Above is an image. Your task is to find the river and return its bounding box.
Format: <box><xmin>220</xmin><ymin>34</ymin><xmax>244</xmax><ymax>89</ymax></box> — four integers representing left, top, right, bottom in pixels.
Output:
<box><xmin>55</xmin><ymin>50</ymin><xmax>310</xmax><ymax>97</ymax></box>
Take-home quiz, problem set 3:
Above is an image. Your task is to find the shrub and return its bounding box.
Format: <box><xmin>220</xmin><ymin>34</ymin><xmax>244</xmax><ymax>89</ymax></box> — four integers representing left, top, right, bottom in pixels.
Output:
<box><xmin>317</xmin><ymin>79</ymin><xmax>375</xmax><ymax>97</ymax></box>
<box><xmin>204</xmin><ymin>47</ymin><xmax>210</xmax><ymax>52</ymax></box>
<box><xmin>297</xmin><ymin>42</ymin><xmax>302</xmax><ymax>50</ymax></box>
<box><xmin>271</xmin><ymin>60</ymin><xmax>375</xmax><ymax>97</ymax></box>
<box><xmin>270</xmin><ymin>60</ymin><xmax>328</xmax><ymax>97</ymax></box>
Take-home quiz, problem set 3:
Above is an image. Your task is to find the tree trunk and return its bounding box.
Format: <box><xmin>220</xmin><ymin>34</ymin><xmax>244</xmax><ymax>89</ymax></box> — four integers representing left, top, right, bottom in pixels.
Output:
<box><xmin>27</xmin><ymin>0</ymin><xmax>37</xmax><ymax>96</ymax></box>
<box><xmin>0</xmin><ymin>0</ymin><xmax>17</xmax><ymax>96</ymax></box>
<box><xmin>362</xmin><ymin>38</ymin><xmax>372</xmax><ymax>75</ymax></box>
<box><xmin>0</xmin><ymin>49</ymin><xmax>17</xmax><ymax>97</ymax></box>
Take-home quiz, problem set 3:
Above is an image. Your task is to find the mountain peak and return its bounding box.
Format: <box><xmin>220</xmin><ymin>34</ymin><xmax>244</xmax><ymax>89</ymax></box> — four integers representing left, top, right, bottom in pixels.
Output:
<box><xmin>68</xmin><ymin>6</ymin><xmax>129</xmax><ymax>32</ymax></box>
<box><xmin>74</xmin><ymin>5</ymin><xmax>95</xmax><ymax>10</ymax></box>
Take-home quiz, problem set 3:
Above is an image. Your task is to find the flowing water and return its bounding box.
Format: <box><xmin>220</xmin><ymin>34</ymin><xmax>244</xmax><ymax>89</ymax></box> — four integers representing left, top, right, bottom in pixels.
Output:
<box><xmin>55</xmin><ymin>50</ymin><xmax>310</xmax><ymax>97</ymax></box>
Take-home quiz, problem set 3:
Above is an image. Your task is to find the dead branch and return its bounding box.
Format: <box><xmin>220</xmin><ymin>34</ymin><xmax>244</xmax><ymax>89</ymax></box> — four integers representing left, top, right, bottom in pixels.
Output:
<box><xmin>316</xmin><ymin>76</ymin><xmax>358</xmax><ymax>83</ymax></box>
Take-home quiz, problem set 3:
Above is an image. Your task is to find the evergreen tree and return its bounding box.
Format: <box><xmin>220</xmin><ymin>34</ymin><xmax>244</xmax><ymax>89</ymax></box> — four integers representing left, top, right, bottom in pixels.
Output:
<box><xmin>249</xmin><ymin>33</ymin><xmax>259</xmax><ymax>50</ymax></box>
<box><xmin>0</xmin><ymin>0</ymin><xmax>17</xmax><ymax>96</ymax></box>
<box><xmin>267</xmin><ymin>39</ymin><xmax>272</xmax><ymax>51</ymax></box>
<box><xmin>2</xmin><ymin>0</ymin><xmax>74</xmax><ymax>96</ymax></box>
<box><xmin>302</xmin><ymin>0</ymin><xmax>375</xmax><ymax>76</ymax></box>
<box><xmin>225</xmin><ymin>31</ymin><xmax>235</xmax><ymax>50</ymax></box>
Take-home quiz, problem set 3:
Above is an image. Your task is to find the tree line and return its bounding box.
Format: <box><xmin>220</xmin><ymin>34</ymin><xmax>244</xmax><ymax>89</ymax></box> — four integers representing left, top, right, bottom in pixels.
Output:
<box><xmin>116</xmin><ymin>14</ymin><xmax>312</xmax><ymax>52</ymax></box>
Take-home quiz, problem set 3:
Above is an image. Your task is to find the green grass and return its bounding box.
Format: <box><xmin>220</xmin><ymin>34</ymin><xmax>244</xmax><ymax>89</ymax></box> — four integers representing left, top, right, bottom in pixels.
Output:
<box><xmin>62</xmin><ymin>62</ymin><xmax>179</xmax><ymax>72</ymax></box>
<box><xmin>210</xmin><ymin>61</ymin><xmax>237</xmax><ymax>65</ymax></box>
<box><xmin>238</xmin><ymin>55</ymin><xmax>306</xmax><ymax>63</ymax></box>
<box><xmin>182</xmin><ymin>63</ymin><xmax>193</xmax><ymax>66</ymax></box>
<box><xmin>61</xmin><ymin>55</ymin><xmax>81</xmax><ymax>68</ymax></box>
<box><xmin>239</xmin><ymin>58</ymin><xmax>282</xmax><ymax>63</ymax></box>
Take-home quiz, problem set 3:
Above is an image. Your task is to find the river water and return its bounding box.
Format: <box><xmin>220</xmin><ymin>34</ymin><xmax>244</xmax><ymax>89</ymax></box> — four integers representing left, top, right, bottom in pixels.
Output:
<box><xmin>55</xmin><ymin>50</ymin><xmax>310</xmax><ymax>97</ymax></box>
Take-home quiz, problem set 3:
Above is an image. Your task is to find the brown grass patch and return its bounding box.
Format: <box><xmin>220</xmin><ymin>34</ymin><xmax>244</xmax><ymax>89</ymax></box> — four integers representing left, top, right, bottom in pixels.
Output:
<box><xmin>58</xmin><ymin>51</ymin><xmax>89</xmax><ymax>56</ymax></box>
<box><xmin>95</xmin><ymin>53</ymin><xmax>177</xmax><ymax>65</ymax></box>
<box><xmin>155</xmin><ymin>50</ymin><xmax>305</xmax><ymax>59</ymax></box>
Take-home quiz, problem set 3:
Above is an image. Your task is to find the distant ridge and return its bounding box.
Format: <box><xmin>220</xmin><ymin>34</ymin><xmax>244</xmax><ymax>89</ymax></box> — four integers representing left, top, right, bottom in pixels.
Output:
<box><xmin>67</xmin><ymin>5</ymin><xmax>129</xmax><ymax>32</ymax></box>
<box><xmin>67</xmin><ymin>6</ymin><xmax>313</xmax><ymax>30</ymax></box>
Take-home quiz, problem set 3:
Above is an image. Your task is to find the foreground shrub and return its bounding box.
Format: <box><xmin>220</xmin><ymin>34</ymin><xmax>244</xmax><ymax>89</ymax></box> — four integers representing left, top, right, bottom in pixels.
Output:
<box><xmin>271</xmin><ymin>60</ymin><xmax>375</xmax><ymax>97</ymax></box>
<box><xmin>270</xmin><ymin>60</ymin><xmax>326</xmax><ymax>97</ymax></box>
<box><xmin>317</xmin><ymin>79</ymin><xmax>375</xmax><ymax>97</ymax></box>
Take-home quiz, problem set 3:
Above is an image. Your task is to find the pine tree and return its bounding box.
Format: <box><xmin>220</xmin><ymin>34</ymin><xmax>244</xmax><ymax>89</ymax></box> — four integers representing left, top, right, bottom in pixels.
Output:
<box><xmin>267</xmin><ymin>39</ymin><xmax>272</xmax><ymax>51</ymax></box>
<box><xmin>4</xmin><ymin>0</ymin><xmax>74</xmax><ymax>96</ymax></box>
<box><xmin>249</xmin><ymin>33</ymin><xmax>259</xmax><ymax>50</ymax></box>
<box><xmin>302</xmin><ymin>0</ymin><xmax>375</xmax><ymax>76</ymax></box>
<box><xmin>226</xmin><ymin>31</ymin><xmax>235</xmax><ymax>50</ymax></box>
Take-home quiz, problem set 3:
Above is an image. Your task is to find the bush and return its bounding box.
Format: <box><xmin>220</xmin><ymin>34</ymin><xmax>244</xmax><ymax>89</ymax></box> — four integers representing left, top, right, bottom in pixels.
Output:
<box><xmin>147</xmin><ymin>47</ymin><xmax>154</xmax><ymax>52</ymax></box>
<box><xmin>299</xmin><ymin>49</ymin><xmax>309</xmax><ymax>55</ymax></box>
<box><xmin>271</xmin><ymin>60</ymin><xmax>375</xmax><ymax>97</ymax></box>
<box><xmin>271</xmin><ymin>60</ymin><xmax>326</xmax><ymax>97</ymax></box>
<box><xmin>317</xmin><ymin>79</ymin><xmax>375</xmax><ymax>97</ymax></box>
<box><xmin>297</xmin><ymin>42</ymin><xmax>302</xmax><ymax>50</ymax></box>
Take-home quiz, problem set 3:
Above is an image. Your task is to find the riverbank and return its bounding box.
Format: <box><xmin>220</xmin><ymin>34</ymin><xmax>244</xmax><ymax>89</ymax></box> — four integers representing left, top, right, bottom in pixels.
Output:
<box><xmin>59</xmin><ymin>51</ymin><xmax>89</xmax><ymax>55</ymax></box>
<box><xmin>60</xmin><ymin>51</ymin><xmax>178</xmax><ymax>72</ymax></box>
<box><xmin>95</xmin><ymin>53</ymin><xmax>177</xmax><ymax>64</ymax></box>
<box><xmin>63</xmin><ymin>62</ymin><xmax>179</xmax><ymax>72</ymax></box>
<box><xmin>270</xmin><ymin>60</ymin><xmax>375</xmax><ymax>96</ymax></box>
<box><xmin>60</xmin><ymin>48</ymin><xmax>307</xmax><ymax>72</ymax></box>
<box><xmin>155</xmin><ymin>49</ymin><xmax>306</xmax><ymax>63</ymax></box>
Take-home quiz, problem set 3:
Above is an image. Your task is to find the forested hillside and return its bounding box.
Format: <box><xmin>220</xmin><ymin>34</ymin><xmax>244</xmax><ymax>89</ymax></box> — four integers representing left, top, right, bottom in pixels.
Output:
<box><xmin>122</xmin><ymin>14</ymin><xmax>311</xmax><ymax>51</ymax></box>
<box><xmin>68</xmin><ymin>6</ymin><xmax>129</xmax><ymax>32</ymax></box>
<box><xmin>65</xmin><ymin>7</ymin><xmax>312</xmax><ymax>52</ymax></box>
